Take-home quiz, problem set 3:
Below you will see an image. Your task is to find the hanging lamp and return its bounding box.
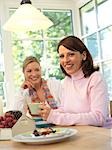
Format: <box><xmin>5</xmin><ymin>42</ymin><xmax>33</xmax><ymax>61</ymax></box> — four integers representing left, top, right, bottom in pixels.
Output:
<box><xmin>3</xmin><ymin>0</ymin><xmax>53</xmax><ymax>32</ymax></box>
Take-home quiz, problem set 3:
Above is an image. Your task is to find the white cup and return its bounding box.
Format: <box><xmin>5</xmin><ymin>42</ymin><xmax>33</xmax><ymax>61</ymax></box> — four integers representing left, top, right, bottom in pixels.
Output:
<box><xmin>28</xmin><ymin>102</ymin><xmax>41</xmax><ymax>115</ymax></box>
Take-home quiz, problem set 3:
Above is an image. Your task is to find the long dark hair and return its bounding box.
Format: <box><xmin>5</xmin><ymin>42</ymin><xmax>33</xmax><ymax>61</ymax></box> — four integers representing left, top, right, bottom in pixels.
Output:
<box><xmin>57</xmin><ymin>36</ymin><xmax>99</xmax><ymax>78</ymax></box>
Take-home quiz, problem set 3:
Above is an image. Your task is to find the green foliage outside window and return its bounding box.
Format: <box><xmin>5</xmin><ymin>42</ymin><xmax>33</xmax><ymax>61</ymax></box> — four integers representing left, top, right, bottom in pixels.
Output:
<box><xmin>12</xmin><ymin>9</ymin><xmax>73</xmax><ymax>89</ymax></box>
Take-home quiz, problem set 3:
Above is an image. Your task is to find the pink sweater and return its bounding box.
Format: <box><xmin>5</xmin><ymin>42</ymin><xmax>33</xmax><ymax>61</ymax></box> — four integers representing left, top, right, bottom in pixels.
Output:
<box><xmin>47</xmin><ymin>70</ymin><xmax>109</xmax><ymax>126</ymax></box>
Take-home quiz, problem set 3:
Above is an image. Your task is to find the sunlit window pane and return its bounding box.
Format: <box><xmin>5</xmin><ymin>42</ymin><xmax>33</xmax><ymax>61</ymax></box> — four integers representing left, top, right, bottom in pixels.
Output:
<box><xmin>83</xmin><ymin>33</ymin><xmax>99</xmax><ymax>61</ymax></box>
<box><xmin>11</xmin><ymin>9</ymin><xmax>73</xmax><ymax>89</ymax></box>
<box><xmin>0</xmin><ymin>24</ymin><xmax>5</xmax><ymax>107</ymax></box>
<box><xmin>12</xmin><ymin>39</ymin><xmax>44</xmax><ymax>89</ymax></box>
<box><xmin>80</xmin><ymin>1</ymin><xmax>97</xmax><ymax>35</ymax></box>
<box><xmin>97</xmin><ymin>0</ymin><xmax>112</xmax><ymax>28</ymax></box>
<box><xmin>43</xmin><ymin>10</ymin><xmax>73</xmax><ymax>38</ymax></box>
<box><xmin>100</xmin><ymin>26</ymin><xmax>112</xmax><ymax>59</ymax></box>
<box><xmin>102</xmin><ymin>60</ymin><xmax>112</xmax><ymax>100</ymax></box>
<box><xmin>45</xmin><ymin>40</ymin><xmax>64</xmax><ymax>79</ymax></box>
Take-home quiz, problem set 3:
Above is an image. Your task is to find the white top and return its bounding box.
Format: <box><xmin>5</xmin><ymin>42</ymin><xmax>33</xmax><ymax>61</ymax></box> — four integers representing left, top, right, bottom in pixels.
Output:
<box><xmin>12</xmin><ymin>78</ymin><xmax>61</xmax><ymax>113</ymax></box>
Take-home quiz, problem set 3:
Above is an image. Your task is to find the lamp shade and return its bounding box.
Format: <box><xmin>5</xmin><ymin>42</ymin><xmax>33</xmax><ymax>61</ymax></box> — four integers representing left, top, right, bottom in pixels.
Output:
<box><xmin>3</xmin><ymin>3</ymin><xmax>53</xmax><ymax>32</ymax></box>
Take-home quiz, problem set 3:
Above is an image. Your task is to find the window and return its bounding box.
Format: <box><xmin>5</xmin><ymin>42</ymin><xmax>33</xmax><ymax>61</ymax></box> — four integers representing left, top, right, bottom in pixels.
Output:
<box><xmin>80</xmin><ymin>0</ymin><xmax>112</xmax><ymax>100</ymax></box>
<box><xmin>0</xmin><ymin>22</ymin><xmax>6</xmax><ymax>108</ymax></box>
<box><xmin>80</xmin><ymin>0</ymin><xmax>97</xmax><ymax>35</ymax></box>
<box><xmin>11</xmin><ymin>9</ymin><xmax>73</xmax><ymax>90</ymax></box>
<box><xmin>97</xmin><ymin>0</ymin><xmax>112</xmax><ymax>28</ymax></box>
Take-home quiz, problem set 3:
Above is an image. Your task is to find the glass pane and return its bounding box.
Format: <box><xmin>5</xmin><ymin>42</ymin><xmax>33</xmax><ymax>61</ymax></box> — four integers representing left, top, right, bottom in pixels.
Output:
<box><xmin>43</xmin><ymin>9</ymin><xmax>73</xmax><ymax>38</ymax></box>
<box><xmin>12</xmin><ymin>30</ymin><xmax>43</xmax><ymax>40</ymax></box>
<box><xmin>80</xmin><ymin>1</ymin><xmax>97</xmax><ymax>35</ymax></box>
<box><xmin>0</xmin><ymin>72</ymin><xmax>5</xmax><ymax>106</ymax></box>
<box><xmin>46</xmin><ymin>40</ymin><xmax>64</xmax><ymax>79</ymax></box>
<box><xmin>0</xmin><ymin>72</ymin><xmax>4</xmax><ymax>82</ymax></box>
<box><xmin>0</xmin><ymin>40</ymin><xmax>1</xmax><ymax>53</ymax></box>
<box><xmin>12</xmin><ymin>39</ymin><xmax>44</xmax><ymax>89</ymax></box>
<box><xmin>102</xmin><ymin>60</ymin><xmax>112</xmax><ymax>100</ymax></box>
<box><xmin>100</xmin><ymin>26</ymin><xmax>112</xmax><ymax>59</ymax></box>
<box><xmin>11</xmin><ymin>9</ymin><xmax>73</xmax><ymax>89</ymax></box>
<box><xmin>0</xmin><ymin>82</ymin><xmax>4</xmax><ymax>96</ymax></box>
<box><xmin>83</xmin><ymin>33</ymin><xmax>99</xmax><ymax>61</ymax></box>
<box><xmin>97</xmin><ymin>0</ymin><xmax>112</xmax><ymax>28</ymax></box>
<box><xmin>0</xmin><ymin>21</ymin><xmax>5</xmax><ymax>107</ymax></box>
<box><xmin>0</xmin><ymin>26</ymin><xmax>4</xmax><ymax>70</ymax></box>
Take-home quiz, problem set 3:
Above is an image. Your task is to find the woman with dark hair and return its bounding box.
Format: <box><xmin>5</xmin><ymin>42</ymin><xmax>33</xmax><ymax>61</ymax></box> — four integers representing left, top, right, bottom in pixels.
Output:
<box><xmin>39</xmin><ymin>36</ymin><xmax>109</xmax><ymax>127</ymax></box>
<box><xmin>57</xmin><ymin>36</ymin><xmax>99</xmax><ymax>77</ymax></box>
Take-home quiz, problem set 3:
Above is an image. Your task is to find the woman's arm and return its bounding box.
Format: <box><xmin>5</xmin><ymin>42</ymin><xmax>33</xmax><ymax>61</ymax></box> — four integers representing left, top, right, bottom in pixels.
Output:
<box><xmin>13</xmin><ymin>88</ymin><xmax>29</xmax><ymax>113</ymax></box>
<box><xmin>47</xmin><ymin>77</ymin><xmax>62</xmax><ymax>105</ymax></box>
<box><xmin>43</xmin><ymin>72</ymin><xmax>109</xmax><ymax>126</ymax></box>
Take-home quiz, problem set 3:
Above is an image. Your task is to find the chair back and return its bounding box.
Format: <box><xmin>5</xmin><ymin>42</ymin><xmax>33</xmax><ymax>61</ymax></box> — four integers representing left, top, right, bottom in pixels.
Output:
<box><xmin>110</xmin><ymin>101</ymin><xmax>112</xmax><ymax>117</ymax></box>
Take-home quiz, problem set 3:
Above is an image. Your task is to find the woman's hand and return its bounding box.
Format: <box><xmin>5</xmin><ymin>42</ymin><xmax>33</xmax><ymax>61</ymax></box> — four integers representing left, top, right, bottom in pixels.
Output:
<box><xmin>39</xmin><ymin>103</ymin><xmax>51</xmax><ymax>120</ymax></box>
<box><xmin>21</xmin><ymin>80</ymin><xmax>34</xmax><ymax>89</ymax></box>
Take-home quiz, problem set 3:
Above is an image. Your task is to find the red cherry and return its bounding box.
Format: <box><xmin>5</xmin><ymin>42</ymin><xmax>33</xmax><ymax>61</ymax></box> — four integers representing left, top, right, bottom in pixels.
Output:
<box><xmin>12</xmin><ymin>119</ymin><xmax>17</xmax><ymax>125</ymax></box>
<box><xmin>0</xmin><ymin>124</ymin><xmax>5</xmax><ymax>128</ymax></box>
<box><xmin>5</xmin><ymin>112</ymin><xmax>11</xmax><ymax>117</ymax></box>
<box><xmin>0</xmin><ymin>116</ymin><xmax>4</xmax><ymax>121</ymax></box>
<box><xmin>5</xmin><ymin>117</ymin><xmax>13</xmax><ymax>123</ymax></box>
<box><xmin>1</xmin><ymin>121</ymin><xmax>6</xmax><ymax>126</ymax></box>
<box><xmin>7</xmin><ymin>122</ymin><xmax>13</xmax><ymax>128</ymax></box>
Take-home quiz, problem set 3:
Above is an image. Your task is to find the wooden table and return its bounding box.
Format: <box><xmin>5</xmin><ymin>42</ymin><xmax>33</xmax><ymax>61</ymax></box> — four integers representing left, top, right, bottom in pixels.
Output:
<box><xmin>0</xmin><ymin>126</ymin><xmax>111</xmax><ymax>150</ymax></box>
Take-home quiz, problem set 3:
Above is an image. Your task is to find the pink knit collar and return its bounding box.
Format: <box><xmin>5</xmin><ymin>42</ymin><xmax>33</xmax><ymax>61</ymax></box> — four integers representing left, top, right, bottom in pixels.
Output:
<box><xmin>71</xmin><ymin>69</ymin><xmax>84</xmax><ymax>81</ymax></box>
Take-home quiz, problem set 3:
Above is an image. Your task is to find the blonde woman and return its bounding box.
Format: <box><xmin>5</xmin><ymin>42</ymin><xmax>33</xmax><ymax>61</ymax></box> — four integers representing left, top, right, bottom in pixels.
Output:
<box><xmin>13</xmin><ymin>56</ymin><xmax>61</xmax><ymax>116</ymax></box>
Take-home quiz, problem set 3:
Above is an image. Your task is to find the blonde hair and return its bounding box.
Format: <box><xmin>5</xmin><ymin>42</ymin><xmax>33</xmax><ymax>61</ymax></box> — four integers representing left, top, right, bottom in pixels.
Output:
<box><xmin>23</xmin><ymin>56</ymin><xmax>40</xmax><ymax>72</ymax></box>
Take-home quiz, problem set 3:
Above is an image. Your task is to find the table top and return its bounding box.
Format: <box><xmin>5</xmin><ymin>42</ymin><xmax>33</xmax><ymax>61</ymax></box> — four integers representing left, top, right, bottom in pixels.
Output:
<box><xmin>0</xmin><ymin>125</ymin><xmax>111</xmax><ymax>150</ymax></box>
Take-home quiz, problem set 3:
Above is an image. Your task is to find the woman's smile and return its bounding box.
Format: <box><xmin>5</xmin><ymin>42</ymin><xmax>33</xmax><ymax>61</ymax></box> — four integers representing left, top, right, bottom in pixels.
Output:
<box><xmin>59</xmin><ymin>45</ymin><xmax>85</xmax><ymax>75</ymax></box>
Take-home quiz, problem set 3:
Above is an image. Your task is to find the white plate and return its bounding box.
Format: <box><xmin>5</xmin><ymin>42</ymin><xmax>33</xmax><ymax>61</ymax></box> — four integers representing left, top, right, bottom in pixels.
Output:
<box><xmin>12</xmin><ymin>128</ymin><xmax>78</xmax><ymax>144</ymax></box>
<box><xmin>0</xmin><ymin>128</ymin><xmax>12</xmax><ymax>141</ymax></box>
<box><xmin>0</xmin><ymin>137</ymin><xmax>11</xmax><ymax>141</ymax></box>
